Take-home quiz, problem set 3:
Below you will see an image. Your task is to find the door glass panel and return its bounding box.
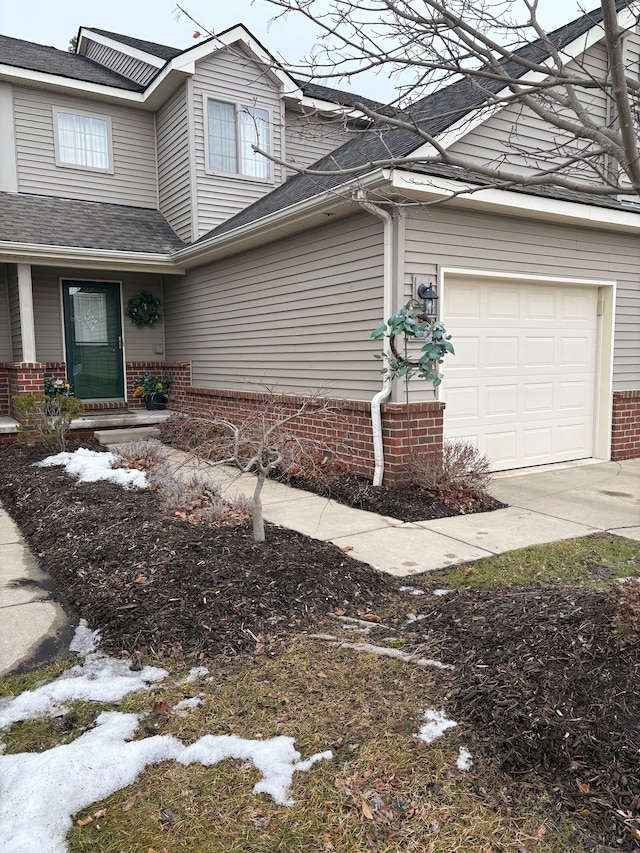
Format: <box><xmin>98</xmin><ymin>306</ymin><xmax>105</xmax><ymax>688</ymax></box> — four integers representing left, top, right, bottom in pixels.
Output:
<box><xmin>63</xmin><ymin>282</ymin><xmax>123</xmax><ymax>399</ymax></box>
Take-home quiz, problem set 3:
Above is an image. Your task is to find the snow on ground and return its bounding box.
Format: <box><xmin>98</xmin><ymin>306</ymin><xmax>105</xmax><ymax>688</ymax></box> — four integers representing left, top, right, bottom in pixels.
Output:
<box><xmin>418</xmin><ymin>708</ymin><xmax>458</xmax><ymax>743</ymax></box>
<box><xmin>457</xmin><ymin>746</ymin><xmax>474</xmax><ymax>771</ymax></box>
<box><xmin>399</xmin><ymin>586</ymin><xmax>425</xmax><ymax>596</ymax></box>
<box><xmin>417</xmin><ymin>709</ymin><xmax>474</xmax><ymax>773</ymax></box>
<box><xmin>432</xmin><ymin>589</ymin><xmax>451</xmax><ymax>597</ymax></box>
<box><xmin>0</xmin><ymin>622</ymin><xmax>332</xmax><ymax>853</ymax></box>
<box><xmin>36</xmin><ymin>447</ymin><xmax>149</xmax><ymax>489</ymax></box>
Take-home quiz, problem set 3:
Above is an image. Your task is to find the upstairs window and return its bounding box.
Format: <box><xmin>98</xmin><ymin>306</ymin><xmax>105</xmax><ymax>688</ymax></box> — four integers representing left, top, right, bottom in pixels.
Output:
<box><xmin>54</xmin><ymin>109</ymin><xmax>112</xmax><ymax>171</ymax></box>
<box><xmin>207</xmin><ymin>99</ymin><xmax>270</xmax><ymax>180</ymax></box>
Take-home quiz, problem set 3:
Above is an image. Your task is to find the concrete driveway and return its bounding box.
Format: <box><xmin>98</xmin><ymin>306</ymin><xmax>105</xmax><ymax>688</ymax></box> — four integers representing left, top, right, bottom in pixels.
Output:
<box><xmin>489</xmin><ymin>457</ymin><xmax>640</xmax><ymax>540</ymax></box>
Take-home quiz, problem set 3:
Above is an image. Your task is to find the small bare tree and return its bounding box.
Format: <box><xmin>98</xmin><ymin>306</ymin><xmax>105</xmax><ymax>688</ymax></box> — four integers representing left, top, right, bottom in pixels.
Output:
<box><xmin>179</xmin><ymin>0</ymin><xmax>640</xmax><ymax>200</ymax></box>
<box><xmin>165</xmin><ymin>392</ymin><xmax>340</xmax><ymax>542</ymax></box>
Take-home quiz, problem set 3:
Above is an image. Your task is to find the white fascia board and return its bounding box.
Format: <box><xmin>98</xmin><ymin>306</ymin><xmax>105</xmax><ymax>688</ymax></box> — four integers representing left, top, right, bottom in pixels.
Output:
<box><xmin>173</xmin><ymin>170</ymin><xmax>390</xmax><ymax>268</ymax></box>
<box><xmin>77</xmin><ymin>29</ymin><xmax>165</xmax><ymax>68</ymax></box>
<box><xmin>416</xmin><ymin>7</ymin><xmax>634</xmax><ymax>156</ymax></box>
<box><xmin>390</xmin><ymin>170</ymin><xmax>640</xmax><ymax>233</ymax></box>
<box><xmin>290</xmin><ymin>94</ymin><xmax>370</xmax><ymax>122</ymax></box>
<box><xmin>170</xmin><ymin>26</ymin><xmax>302</xmax><ymax>98</ymax></box>
<box><xmin>0</xmin><ymin>64</ymin><xmax>147</xmax><ymax>105</ymax></box>
<box><xmin>0</xmin><ymin>242</ymin><xmax>185</xmax><ymax>274</ymax></box>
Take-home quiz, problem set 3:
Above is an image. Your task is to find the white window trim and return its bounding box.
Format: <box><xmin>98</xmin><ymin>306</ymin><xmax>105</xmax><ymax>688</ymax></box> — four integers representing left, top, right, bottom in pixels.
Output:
<box><xmin>203</xmin><ymin>95</ymin><xmax>273</xmax><ymax>183</ymax></box>
<box><xmin>52</xmin><ymin>106</ymin><xmax>114</xmax><ymax>174</ymax></box>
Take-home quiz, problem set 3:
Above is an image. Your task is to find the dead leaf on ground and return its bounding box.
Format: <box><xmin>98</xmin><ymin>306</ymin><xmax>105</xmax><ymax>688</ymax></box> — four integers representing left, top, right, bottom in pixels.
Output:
<box><xmin>361</xmin><ymin>800</ymin><xmax>374</xmax><ymax>820</ymax></box>
<box><xmin>76</xmin><ymin>816</ymin><xmax>93</xmax><ymax>827</ymax></box>
<box><xmin>121</xmin><ymin>794</ymin><xmax>139</xmax><ymax>812</ymax></box>
<box><xmin>153</xmin><ymin>700</ymin><xmax>171</xmax><ymax>715</ymax></box>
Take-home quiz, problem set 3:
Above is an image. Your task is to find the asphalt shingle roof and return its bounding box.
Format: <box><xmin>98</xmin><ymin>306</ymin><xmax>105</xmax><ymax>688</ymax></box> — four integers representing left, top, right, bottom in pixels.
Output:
<box><xmin>0</xmin><ymin>34</ymin><xmax>144</xmax><ymax>91</ymax></box>
<box><xmin>84</xmin><ymin>29</ymin><xmax>182</xmax><ymax>62</ymax></box>
<box><xmin>206</xmin><ymin>0</ymin><xmax>634</xmax><ymax>239</ymax></box>
<box><xmin>0</xmin><ymin>193</ymin><xmax>184</xmax><ymax>254</ymax></box>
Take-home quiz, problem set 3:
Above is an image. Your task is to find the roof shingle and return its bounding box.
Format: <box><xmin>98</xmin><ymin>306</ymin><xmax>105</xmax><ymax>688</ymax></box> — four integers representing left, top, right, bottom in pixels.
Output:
<box><xmin>0</xmin><ymin>34</ymin><xmax>143</xmax><ymax>91</ymax></box>
<box><xmin>0</xmin><ymin>193</ymin><xmax>184</xmax><ymax>254</ymax></box>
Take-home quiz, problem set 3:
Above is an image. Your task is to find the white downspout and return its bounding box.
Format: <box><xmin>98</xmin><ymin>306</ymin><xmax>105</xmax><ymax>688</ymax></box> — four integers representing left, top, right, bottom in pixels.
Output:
<box><xmin>357</xmin><ymin>192</ymin><xmax>394</xmax><ymax>487</ymax></box>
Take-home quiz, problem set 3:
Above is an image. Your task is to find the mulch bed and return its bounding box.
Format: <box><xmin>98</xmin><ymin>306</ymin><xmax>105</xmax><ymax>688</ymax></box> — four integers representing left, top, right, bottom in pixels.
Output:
<box><xmin>0</xmin><ymin>443</ymin><xmax>393</xmax><ymax>659</ymax></box>
<box><xmin>0</xmin><ymin>441</ymin><xmax>638</xmax><ymax>849</ymax></box>
<box><xmin>275</xmin><ymin>468</ymin><xmax>504</xmax><ymax>522</ymax></box>
<box><xmin>394</xmin><ymin>583</ymin><xmax>640</xmax><ymax>849</ymax></box>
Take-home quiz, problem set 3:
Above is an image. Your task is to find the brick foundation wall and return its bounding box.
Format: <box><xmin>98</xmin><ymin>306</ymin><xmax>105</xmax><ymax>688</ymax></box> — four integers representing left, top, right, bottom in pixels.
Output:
<box><xmin>611</xmin><ymin>390</ymin><xmax>640</xmax><ymax>460</ymax></box>
<box><xmin>173</xmin><ymin>384</ymin><xmax>444</xmax><ymax>486</ymax></box>
<box><xmin>127</xmin><ymin>362</ymin><xmax>191</xmax><ymax>409</ymax></box>
<box><xmin>6</xmin><ymin>362</ymin><xmax>47</xmax><ymax>418</ymax></box>
<box><xmin>0</xmin><ymin>366</ymin><xmax>8</xmax><ymax>417</ymax></box>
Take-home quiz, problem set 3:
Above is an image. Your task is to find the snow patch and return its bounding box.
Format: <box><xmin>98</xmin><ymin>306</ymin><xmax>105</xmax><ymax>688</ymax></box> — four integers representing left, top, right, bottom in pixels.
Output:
<box><xmin>456</xmin><ymin>746</ymin><xmax>473</xmax><ymax>771</ymax></box>
<box><xmin>36</xmin><ymin>448</ymin><xmax>148</xmax><ymax>490</ymax></box>
<box><xmin>174</xmin><ymin>697</ymin><xmax>203</xmax><ymax>716</ymax></box>
<box><xmin>433</xmin><ymin>589</ymin><xmax>451</xmax><ymax>597</ymax></box>
<box><xmin>68</xmin><ymin>619</ymin><xmax>100</xmax><ymax>657</ymax></box>
<box><xmin>399</xmin><ymin>586</ymin><xmax>425</xmax><ymax>596</ymax></box>
<box><xmin>417</xmin><ymin>708</ymin><xmax>458</xmax><ymax>743</ymax></box>
<box><xmin>0</xmin><ymin>711</ymin><xmax>332</xmax><ymax>853</ymax></box>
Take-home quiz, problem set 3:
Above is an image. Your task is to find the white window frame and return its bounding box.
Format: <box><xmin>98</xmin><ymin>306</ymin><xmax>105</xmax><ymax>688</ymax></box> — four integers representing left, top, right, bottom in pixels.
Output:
<box><xmin>53</xmin><ymin>107</ymin><xmax>114</xmax><ymax>174</ymax></box>
<box><xmin>204</xmin><ymin>96</ymin><xmax>272</xmax><ymax>182</ymax></box>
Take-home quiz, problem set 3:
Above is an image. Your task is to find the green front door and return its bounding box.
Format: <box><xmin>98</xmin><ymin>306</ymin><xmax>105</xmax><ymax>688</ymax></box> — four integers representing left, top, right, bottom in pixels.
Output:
<box><xmin>62</xmin><ymin>282</ymin><xmax>124</xmax><ymax>400</ymax></box>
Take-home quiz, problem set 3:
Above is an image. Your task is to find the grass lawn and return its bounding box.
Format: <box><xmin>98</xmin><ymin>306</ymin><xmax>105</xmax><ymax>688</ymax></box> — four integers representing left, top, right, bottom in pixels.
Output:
<box><xmin>2</xmin><ymin>534</ymin><xmax>639</xmax><ymax>853</ymax></box>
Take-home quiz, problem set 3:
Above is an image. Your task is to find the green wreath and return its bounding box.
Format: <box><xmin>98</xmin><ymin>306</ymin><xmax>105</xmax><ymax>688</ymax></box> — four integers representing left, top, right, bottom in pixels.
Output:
<box><xmin>125</xmin><ymin>291</ymin><xmax>162</xmax><ymax>326</ymax></box>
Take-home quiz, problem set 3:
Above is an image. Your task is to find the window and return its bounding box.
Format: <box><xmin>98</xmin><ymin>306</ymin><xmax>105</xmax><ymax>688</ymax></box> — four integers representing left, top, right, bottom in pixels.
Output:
<box><xmin>54</xmin><ymin>109</ymin><xmax>111</xmax><ymax>171</ymax></box>
<box><xmin>207</xmin><ymin>99</ymin><xmax>270</xmax><ymax>179</ymax></box>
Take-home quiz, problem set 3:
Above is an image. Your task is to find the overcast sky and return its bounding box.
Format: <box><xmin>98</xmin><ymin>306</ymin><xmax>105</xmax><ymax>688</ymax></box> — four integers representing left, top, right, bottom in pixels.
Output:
<box><xmin>1</xmin><ymin>0</ymin><xmax>595</xmax><ymax>101</ymax></box>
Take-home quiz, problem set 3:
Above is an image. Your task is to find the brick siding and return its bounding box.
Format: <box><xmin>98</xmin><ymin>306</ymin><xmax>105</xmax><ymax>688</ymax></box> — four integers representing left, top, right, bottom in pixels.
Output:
<box><xmin>611</xmin><ymin>390</ymin><xmax>640</xmax><ymax>461</ymax></box>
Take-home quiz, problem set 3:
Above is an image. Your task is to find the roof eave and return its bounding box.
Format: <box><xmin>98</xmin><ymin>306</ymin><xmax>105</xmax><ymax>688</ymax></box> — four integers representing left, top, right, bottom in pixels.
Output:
<box><xmin>172</xmin><ymin>170</ymin><xmax>392</xmax><ymax>268</ymax></box>
<box><xmin>389</xmin><ymin>170</ymin><xmax>640</xmax><ymax>232</ymax></box>
<box><xmin>0</xmin><ymin>242</ymin><xmax>186</xmax><ymax>274</ymax></box>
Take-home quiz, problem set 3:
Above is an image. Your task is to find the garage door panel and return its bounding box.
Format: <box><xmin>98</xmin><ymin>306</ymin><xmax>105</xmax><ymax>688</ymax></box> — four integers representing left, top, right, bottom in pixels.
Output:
<box><xmin>443</xmin><ymin>278</ymin><xmax>598</xmax><ymax>470</ymax></box>
<box><xmin>486</xmin><ymin>385</ymin><xmax>518</xmax><ymax>416</ymax></box>
<box><xmin>487</xmin><ymin>337</ymin><xmax>518</xmax><ymax>367</ymax></box>
<box><xmin>525</xmin><ymin>290</ymin><xmax>556</xmax><ymax>320</ymax></box>
<box><xmin>524</xmin><ymin>383</ymin><xmax>553</xmax><ymax>413</ymax></box>
<box><xmin>488</xmin><ymin>287</ymin><xmax>519</xmax><ymax>318</ymax></box>
<box><xmin>525</xmin><ymin>337</ymin><xmax>554</xmax><ymax>366</ymax></box>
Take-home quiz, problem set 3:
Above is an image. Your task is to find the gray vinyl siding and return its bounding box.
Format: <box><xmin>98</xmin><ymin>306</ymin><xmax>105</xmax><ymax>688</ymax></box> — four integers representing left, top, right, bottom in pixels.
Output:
<box><xmin>192</xmin><ymin>47</ymin><xmax>285</xmax><ymax>238</ymax></box>
<box><xmin>285</xmin><ymin>110</ymin><xmax>356</xmax><ymax>173</ymax></box>
<box><xmin>404</xmin><ymin>206</ymin><xmax>640</xmax><ymax>391</ymax></box>
<box><xmin>31</xmin><ymin>268</ymin><xmax>165</xmax><ymax>364</ymax></box>
<box><xmin>0</xmin><ymin>265</ymin><xmax>12</xmax><ymax>361</ymax></box>
<box><xmin>164</xmin><ymin>213</ymin><xmax>384</xmax><ymax>398</ymax></box>
<box><xmin>14</xmin><ymin>87</ymin><xmax>158</xmax><ymax>208</ymax></box>
<box><xmin>157</xmin><ymin>85</ymin><xmax>192</xmax><ymax>241</ymax></box>
<box><xmin>7</xmin><ymin>264</ymin><xmax>21</xmax><ymax>361</ymax></box>
<box><xmin>447</xmin><ymin>42</ymin><xmax>610</xmax><ymax>185</ymax></box>
<box><xmin>83</xmin><ymin>39</ymin><xmax>158</xmax><ymax>86</ymax></box>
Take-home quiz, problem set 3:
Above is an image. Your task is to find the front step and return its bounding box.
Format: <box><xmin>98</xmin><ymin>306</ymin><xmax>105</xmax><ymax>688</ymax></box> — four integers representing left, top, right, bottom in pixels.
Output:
<box><xmin>94</xmin><ymin>426</ymin><xmax>161</xmax><ymax>446</ymax></box>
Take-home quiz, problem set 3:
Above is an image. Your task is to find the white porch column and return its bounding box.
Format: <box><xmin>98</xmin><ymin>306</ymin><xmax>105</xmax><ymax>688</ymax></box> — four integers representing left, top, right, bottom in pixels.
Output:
<box><xmin>17</xmin><ymin>263</ymin><xmax>36</xmax><ymax>363</ymax></box>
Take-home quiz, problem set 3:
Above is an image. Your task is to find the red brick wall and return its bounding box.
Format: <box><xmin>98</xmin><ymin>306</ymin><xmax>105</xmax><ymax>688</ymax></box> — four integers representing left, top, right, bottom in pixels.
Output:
<box><xmin>0</xmin><ymin>366</ymin><xmax>8</xmax><ymax>417</ymax></box>
<box><xmin>127</xmin><ymin>362</ymin><xmax>191</xmax><ymax>409</ymax></box>
<box><xmin>611</xmin><ymin>390</ymin><xmax>640</xmax><ymax>460</ymax></box>
<box><xmin>6</xmin><ymin>362</ymin><xmax>47</xmax><ymax>417</ymax></box>
<box><xmin>173</xmin><ymin>384</ymin><xmax>444</xmax><ymax>486</ymax></box>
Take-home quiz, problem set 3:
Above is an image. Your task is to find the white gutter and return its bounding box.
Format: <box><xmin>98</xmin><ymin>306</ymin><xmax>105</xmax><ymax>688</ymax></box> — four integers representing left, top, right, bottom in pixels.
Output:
<box><xmin>356</xmin><ymin>192</ymin><xmax>394</xmax><ymax>487</ymax></box>
<box><xmin>0</xmin><ymin>242</ymin><xmax>185</xmax><ymax>274</ymax></box>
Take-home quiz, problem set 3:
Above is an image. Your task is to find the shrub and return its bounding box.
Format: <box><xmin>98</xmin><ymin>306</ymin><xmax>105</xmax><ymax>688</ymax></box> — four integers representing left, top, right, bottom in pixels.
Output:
<box><xmin>13</xmin><ymin>393</ymin><xmax>84</xmax><ymax>452</ymax></box>
<box><xmin>409</xmin><ymin>439</ymin><xmax>492</xmax><ymax>493</ymax></box>
<box><xmin>109</xmin><ymin>439</ymin><xmax>168</xmax><ymax>474</ymax></box>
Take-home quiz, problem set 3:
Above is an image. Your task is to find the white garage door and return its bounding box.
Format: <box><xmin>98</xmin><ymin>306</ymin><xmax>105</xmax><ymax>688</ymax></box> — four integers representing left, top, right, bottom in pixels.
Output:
<box><xmin>442</xmin><ymin>277</ymin><xmax>599</xmax><ymax>471</ymax></box>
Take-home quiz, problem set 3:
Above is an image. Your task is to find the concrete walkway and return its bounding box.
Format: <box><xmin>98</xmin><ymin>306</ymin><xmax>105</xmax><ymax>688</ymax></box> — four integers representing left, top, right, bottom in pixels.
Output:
<box><xmin>1</xmin><ymin>453</ymin><xmax>638</xmax><ymax>675</ymax></box>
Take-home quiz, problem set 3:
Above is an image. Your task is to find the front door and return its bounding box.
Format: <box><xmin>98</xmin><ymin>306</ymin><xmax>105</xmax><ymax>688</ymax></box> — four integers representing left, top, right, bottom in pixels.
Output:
<box><xmin>62</xmin><ymin>281</ymin><xmax>124</xmax><ymax>400</ymax></box>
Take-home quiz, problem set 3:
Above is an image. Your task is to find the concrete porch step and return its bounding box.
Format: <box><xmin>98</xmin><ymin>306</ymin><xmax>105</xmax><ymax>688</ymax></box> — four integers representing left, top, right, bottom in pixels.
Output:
<box><xmin>94</xmin><ymin>426</ymin><xmax>161</xmax><ymax>445</ymax></box>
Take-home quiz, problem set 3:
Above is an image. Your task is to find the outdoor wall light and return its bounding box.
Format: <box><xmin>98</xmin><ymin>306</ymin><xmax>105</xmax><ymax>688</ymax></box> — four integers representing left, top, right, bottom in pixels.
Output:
<box><xmin>414</xmin><ymin>282</ymin><xmax>439</xmax><ymax>320</ymax></box>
